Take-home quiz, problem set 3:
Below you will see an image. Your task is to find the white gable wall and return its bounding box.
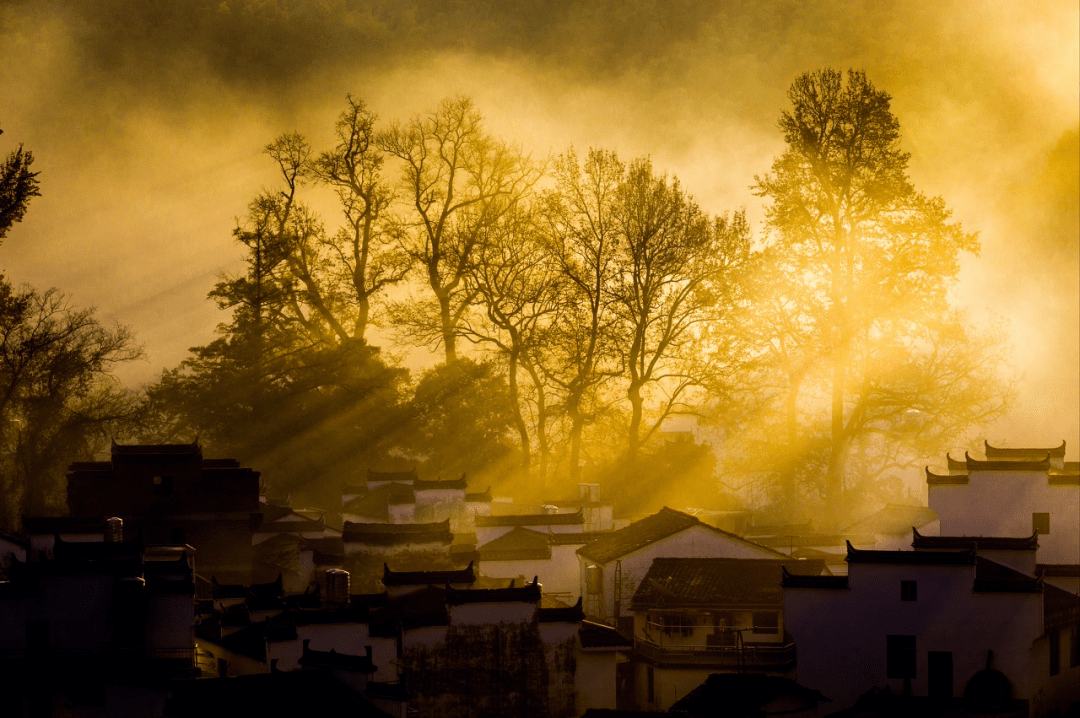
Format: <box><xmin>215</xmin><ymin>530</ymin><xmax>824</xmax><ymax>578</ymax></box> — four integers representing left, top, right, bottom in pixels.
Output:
<box><xmin>930</xmin><ymin>471</ymin><xmax>1079</xmax><ymax>565</ymax></box>
<box><xmin>579</xmin><ymin>525</ymin><xmax>781</xmax><ymax>622</ymax></box>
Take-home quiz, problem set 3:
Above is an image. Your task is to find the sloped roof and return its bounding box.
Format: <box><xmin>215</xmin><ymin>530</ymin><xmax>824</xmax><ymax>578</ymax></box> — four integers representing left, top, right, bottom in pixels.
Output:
<box><xmin>414</xmin><ymin>475</ymin><xmax>467</xmax><ymax>491</ymax></box>
<box><xmin>382</xmin><ymin>560</ymin><xmax>475</xmax><ymax>586</ymax></box>
<box><xmin>477</xmin><ymin>526</ymin><xmax>551</xmax><ymax>560</ymax></box>
<box><xmin>342</xmin><ymin>520</ymin><xmax>452</xmax><ymax>546</ymax></box>
<box><xmin>842</xmin><ymin>504</ymin><xmax>938</xmax><ymax>536</ymax></box>
<box><xmin>912</xmin><ymin>528</ymin><xmax>1038</xmax><ymax>551</ymax></box>
<box><xmin>631</xmin><ymin>557</ymin><xmax>825</xmax><ymax>609</ymax></box>
<box><xmin>781</xmin><ymin>567</ymin><xmax>849</xmax><ymax>589</ymax></box>
<box><xmin>578</xmin><ymin>507</ymin><xmax>783</xmax><ymax>564</ymax></box>
<box><xmin>298</xmin><ymin>640</ymin><xmax>376</xmax><ymax>673</ymax></box>
<box><xmin>343</xmin><ymin>483</ymin><xmax>416</xmax><ymax>519</ymax></box>
<box><xmin>579</xmin><ymin>620</ymin><xmax>632</xmax><ymax>649</ymax></box>
<box><xmin>973</xmin><ymin>557</ymin><xmax>1041</xmax><ymax>594</ymax></box>
<box><xmin>669</xmin><ymin>673</ymin><xmax>830</xmax><ymax>716</ymax></box>
<box><xmin>475</xmin><ymin>508</ymin><xmax>585</xmax><ymax>528</ymax></box>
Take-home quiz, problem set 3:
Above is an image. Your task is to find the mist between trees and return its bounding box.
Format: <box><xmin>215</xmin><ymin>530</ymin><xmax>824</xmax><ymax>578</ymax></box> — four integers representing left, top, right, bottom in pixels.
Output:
<box><xmin>0</xmin><ymin>69</ymin><xmax>1014</xmax><ymax>531</ymax></box>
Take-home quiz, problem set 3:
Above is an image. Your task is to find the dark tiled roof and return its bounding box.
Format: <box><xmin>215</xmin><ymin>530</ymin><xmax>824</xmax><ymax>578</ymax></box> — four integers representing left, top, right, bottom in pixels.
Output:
<box><xmin>52</xmin><ymin>535</ymin><xmax>143</xmax><ymax>561</ymax></box>
<box><xmin>669</xmin><ymin>673</ymin><xmax>831</xmax><ymax>716</ymax></box>
<box><xmin>846</xmin><ymin>542</ymin><xmax>976</xmax><ymax>565</ymax></box>
<box><xmin>912</xmin><ymin>528</ymin><xmax>1038</xmax><ymax>551</ymax></box>
<box><xmin>548</xmin><ymin>531</ymin><xmax>609</xmax><ymax>546</ymax></box>
<box><xmin>298</xmin><ymin>640</ymin><xmax>376</xmax><ymax>673</ymax></box>
<box><xmin>368</xmin><ymin>468</ymin><xmax>418</xmax><ymax>483</ymax></box>
<box><xmin>466</xmin><ymin>487</ymin><xmax>492</xmax><ymax>502</ymax></box>
<box><xmin>445</xmin><ymin>579</ymin><xmax>542</xmax><ymax>605</ymax></box>
<box><xmin>843</xmin><ymin>504</ymin><xmax>938</xmax><ymax>535</ymax></box>
<box><xmin>1037</xmin><ymin>563</ymin><xmax>1080</xmax><ymax>578</ymax></box>
<box><xmin>973</xmin><ymin>557</ymin><xmax>1041</xmax><ymax>594</ymax></box>
<box><xmin>781</xmin><ymin>567</ymin><xmax>849</xmax><ymax>589</ymax></box>
<box><xmin>414</xmin><ymin>475</ymin><xmax>467</xmax><ymax>491</ymax></box>
<box><xmin>343</xmin><ymin>483</ymin><xmax>416</xmax><ymax>518</ymax></box>
<box><xmin>477</xmin><ymin>527</ymin><xmax>551</xmax><ymax>560</ymax></box>
<box><xmin>985</xmin><ymin>440</ymin><xmax>1066</xmax><ymax>459</ymax></box>
<box><xmin>925</xmin><ymin>467</ymin><xmax>967</xmax><ymax>485</ymax></box>
<box><xmin>382</xmin><ymin>561</ymin><xmax>475</xmax><ymax>586</ymax></box>
<box><xmin>538</xmin><ymin>597</ymin><xmax>585</xmax><ymax>623</ymax></box>
<box><xmin>965</xmin><ymin>452</ymin><xmax>1051</xmax><ymax>472</ymax></box>
<box><xmin>631</xmin><ymin>557</ymin><xmax>825</xmax><ymax>609</ymax></box>
<box><xmin>579</xmin><ymin>620</ymin><xmax>632</xmax><ymax>649</ymax></box>
<box><xmin>578</xmin><ymin>508</ymin><xmax>783</xmax><ymax>564</ymax></box>
<box><xmin>342</xmin><ymin>520</ymin><xmax>452</xmax><ymax>546</ymax></box>
<box><xmin>111</xmin><ymin>440</ymin><xmax>202</xmax><ymax>457</ymax></box>
<box><xmin>475</xmin><ymin>509</ymin><xmax>585</xmax><ymax>528</ymax></box>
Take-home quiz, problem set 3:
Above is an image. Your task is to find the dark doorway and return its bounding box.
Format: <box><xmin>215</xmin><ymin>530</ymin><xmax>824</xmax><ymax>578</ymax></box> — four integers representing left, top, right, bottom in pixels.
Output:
<box><xmin>928</xmin><ymin>651</ymin><xmax>954</xmax><ymax>698</ymax></box>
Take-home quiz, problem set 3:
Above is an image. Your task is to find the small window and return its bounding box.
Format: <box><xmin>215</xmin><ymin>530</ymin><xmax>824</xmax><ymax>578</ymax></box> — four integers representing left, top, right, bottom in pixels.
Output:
<box><xmin>1033</xmin><ymin>513</ymin><xmax>1050</xmax><ymax>535</ymax></box>
<box><xmin>153</xmin><ymin>475</ymin><xmax>174</xmax><ymax>496</ymax></box>
<box><xmin>901</xmin><ymin>580</ymin><xmax>918</xmax><ymax>601</ymax></box>
<box><xmin>887</xmin><ymin>635</ymin><xmax>916</xmax><ymax>679</ymax></box>
<box><xmin>753</xmin><ymin>611</ymin><xmax>779</xmax><ymax>635</ymax></box>
<box><xmin>1050</xmin><ymin>630</ymin><xmax>1060</xmax><ymax>676</ymax></box>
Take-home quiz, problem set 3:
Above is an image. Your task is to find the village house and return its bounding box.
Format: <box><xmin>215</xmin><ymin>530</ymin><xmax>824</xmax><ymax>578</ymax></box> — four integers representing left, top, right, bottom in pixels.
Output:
<box><xmin>61</xmin><ymin>441</ymin><xmax>262</xmax><ymax>584</ymax></box>
<box><xmin>193</xmin><ymin>564</ymin><xmax>630</xmax><ymax>717</ymax></box>
<box><xmin>782</xmin><ymin>541</ymin><xmax>1080</xmax><ymax>715</ymax></box>
<box><xmin>928</xmin><ymin>441</ymin><xmax>1079</xmax><ymax>566</ymax></box>
<box><xmin>577</xmin><ymin>507</ymin><xmax>786</xmax><ymax>629</ymax></box>
<box><xmin>626</xmin><ymin>557</ymin><xmax>824</xmax><ymax>711</ymax></box>
<box><xmin>0</xmin><ymin>529</ymin><xmax>197</xmax><ymax>714</ymax></box>
<box><xmin>342</xmin><ymin>468</ymin><xmax>491</xmax><ymax>535</ymax></box>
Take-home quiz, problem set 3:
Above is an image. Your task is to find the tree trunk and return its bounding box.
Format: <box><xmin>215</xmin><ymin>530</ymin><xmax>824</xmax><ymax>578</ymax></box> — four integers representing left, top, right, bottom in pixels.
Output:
<box><xmin>507</xmin><ymin>352</ymin><xmax>531</xmax><ymax>470</ymax></box>
<box><xmin>627</xmin><ymin>380</ymin><xmax>644</xmax><ymax>463</ymax></box>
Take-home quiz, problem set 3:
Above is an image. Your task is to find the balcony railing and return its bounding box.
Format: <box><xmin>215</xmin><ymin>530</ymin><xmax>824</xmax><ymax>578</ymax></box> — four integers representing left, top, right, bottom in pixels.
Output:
<box><xmin>634</xmin><ymin>637</ymin><xmax>796</xmax><ymax>669</ymax></box>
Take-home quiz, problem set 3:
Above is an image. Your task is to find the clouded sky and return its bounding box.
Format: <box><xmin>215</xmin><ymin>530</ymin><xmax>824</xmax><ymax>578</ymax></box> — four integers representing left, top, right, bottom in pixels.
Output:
<box><xmin>2</xmin><ymin>0</ymin><xmax>1077</xmax><ymax>452</ymax></box>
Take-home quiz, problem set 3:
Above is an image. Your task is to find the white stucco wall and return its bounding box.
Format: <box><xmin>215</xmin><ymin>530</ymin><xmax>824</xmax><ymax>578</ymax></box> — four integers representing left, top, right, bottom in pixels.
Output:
<box><xmin>783</xmin><ymin>561</ymin><xmax>1043</xmax><ymax>711</ymax></box>
<box><xmin>929</xmin><ymin>471</ymin><xmax>1079</xmax><ymax>565</ymax></box>
<box><xmin>580</xmin><ymin>525</ymin><xmax>781</xmax><ymax>622</ymax></box>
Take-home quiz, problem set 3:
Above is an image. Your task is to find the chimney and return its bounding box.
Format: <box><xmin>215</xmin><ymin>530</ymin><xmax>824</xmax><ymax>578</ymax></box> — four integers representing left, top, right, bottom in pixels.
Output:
<box><xmin>589</xmin><ymin>484</ymin><xmax>600</xmax><ymax>503</ymax></box>
<box><xmin>105</xmin><ymin>517</ymin><xmax>123</xmax><ymax>542</ymax></box>
<box><xmin>578</xmin><ymin>483</ymin><xmax>589</xmax><ymax>499</ymax></box>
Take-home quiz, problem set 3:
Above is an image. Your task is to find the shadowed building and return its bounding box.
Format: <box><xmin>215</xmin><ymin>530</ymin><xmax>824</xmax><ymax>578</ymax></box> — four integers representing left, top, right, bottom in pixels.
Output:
<box><xmin>62</xmin><ymin>441</ymin><xmax>261</xmax><ymax>584</ymax></box>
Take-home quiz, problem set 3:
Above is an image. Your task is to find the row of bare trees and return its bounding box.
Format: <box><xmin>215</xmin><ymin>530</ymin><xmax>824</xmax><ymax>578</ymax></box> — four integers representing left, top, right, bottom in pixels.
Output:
<box><xmin>156</xmin><ymin>71</ymin><xmax>1012</xmax><ymax>522</ymax></box>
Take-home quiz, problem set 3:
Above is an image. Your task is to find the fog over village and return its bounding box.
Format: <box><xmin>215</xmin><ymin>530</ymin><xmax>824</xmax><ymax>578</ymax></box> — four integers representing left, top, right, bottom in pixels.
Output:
<box><xmin>0</xmin><ymin>2</ymin><xmax>1078</xmax><ymax>717</ymax></box>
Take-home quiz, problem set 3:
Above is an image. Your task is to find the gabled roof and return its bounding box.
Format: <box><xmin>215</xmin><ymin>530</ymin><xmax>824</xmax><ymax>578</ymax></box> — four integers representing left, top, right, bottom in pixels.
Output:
<box><xmin>843</xmin><ymin>504</ymin><xmax>938</xmax><ymax>536</ymax></box>
<box><xmin>912</xmin><ymin>528</ymin><xmax>1038</xmax><ymax>551</ymax></box>
<box><xmin>845</xmin><ymin>542</ymin><xmax>976</xmax><ymax>566</ymax></box>
<box><xmin>579</xmin><ymin>619</ymin><xmax>632</xmax><ymax>649</ymax></box>
<box><xmin>539</xmin><ymin>596</ymin><xmax>586</xmax><ymax>623</ymax></box>
<box><xmin>965</xmin><ymin>452</ymin><xmax>1051</xmax><ymax>472</ymax></box>
<box><xmin>477</xmin><ymin>526</ymin><xmax>551</xmax><ymax>560</ymax></box>
<box><xmin>670</xmin><ymin>673</ymin><xmax>831</xmax><ymax>716</ymax></box>
<box><xmin>973</xmin><ymin>557</ymin><xmax>1041</xmax><ymax>594</ymax></box>
<box><xmin>343</xmin><ymin>483</ymin><xmax>416</xmax><ymax>519</ymax></box>
<box><xmin>578</xmin><ymin>508</ymin><xmax>783</xmax><ymax>564</ymax></box>
<box><xmin>631</xmin><ymin>557</ymin><xmax>825</xmax><ymax>609</ymax></box>
<box><xmin>382</xmin><ymin>561</ymin><xmax>475</xmax><ymax>586</ymax></box>
<box><xmin>475</xmin><ymin>508</ymin><xmax>585</xmax><ymax>528</ymax></box>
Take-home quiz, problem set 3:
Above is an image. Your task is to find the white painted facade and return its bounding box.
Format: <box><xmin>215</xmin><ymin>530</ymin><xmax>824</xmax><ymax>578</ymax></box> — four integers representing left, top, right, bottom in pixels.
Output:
<box><xmin>784</xmin><ymin>559</ymin><xmax>1077</xmax><ymax>713</ymax></box>
<box><xmin>579</xmin><ymin>525</ymin><xmax>782</xmax><ymax>623</ymax></box>
<box><xmin>929</xmin><ymin>468</ymin><xmax>1079</xmax><ymax>566</ymax></box>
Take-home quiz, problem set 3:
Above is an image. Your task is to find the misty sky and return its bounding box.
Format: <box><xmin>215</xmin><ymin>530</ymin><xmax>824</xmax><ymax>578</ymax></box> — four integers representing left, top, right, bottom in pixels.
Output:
<box><xmin>1</xmin><ymin>0</ymin><xmax>1077</xmax><ymax>455</ymax></box>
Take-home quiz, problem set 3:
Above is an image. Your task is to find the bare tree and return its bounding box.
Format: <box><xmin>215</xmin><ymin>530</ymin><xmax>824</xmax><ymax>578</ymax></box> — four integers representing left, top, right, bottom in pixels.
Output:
<box><xmin>379</xmin><ymin>97</ymin><xmax>538</xmax><ymax>363</ymax></box>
